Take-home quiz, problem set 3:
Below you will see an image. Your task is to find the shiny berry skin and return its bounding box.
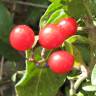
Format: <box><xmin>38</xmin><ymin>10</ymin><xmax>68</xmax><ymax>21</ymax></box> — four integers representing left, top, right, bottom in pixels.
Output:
<box><xmin>39</xmin><ymin>24</ymin><xmax>65</xmax><ymax>49</ymax></box>
<box><xmin>9</xmin><ymin>25</ymin><xmax>35</xmax><ymax>51</ymax></box>
<box><xmin>58</xmin><ymin>18</ymin><xmax>77</xmax><ymax>39</ymax></box>
<box><xmin>48</xmin><ymin>51</ymin><xmax>74</xmax><ymax>74</ymax></box>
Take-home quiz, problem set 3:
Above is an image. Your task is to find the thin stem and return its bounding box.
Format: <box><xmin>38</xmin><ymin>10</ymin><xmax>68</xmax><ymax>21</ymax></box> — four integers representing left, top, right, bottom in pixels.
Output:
<box><xmin>2</xmin><ymin>0</ymin><xmax>48</xmax><ymax>9</ymax></box>
<box><xmin>77</xmin><ymin>26</ymin><xmax>96</xmax><ymax>32</ymax></box>
<box><xmin>46</xmin><ymin>50</ymin><xmax>53</xmax><ymax>60</ymax></box>
<box><xmin>41</xmin><ymin>48</ymin><xmax>46</xmax><ymax>59</ymax></box>
<box><xmin>83</xmin><ymin>0</ymin><xmax>93</xmax><ymax>23</ymax></box>
<box><xmin>12</xmin><ymin>0</ymin><xmax>16</xmax><ymax>18</ymax></box>
<box><xmin>0</xmin><ymin>56</ymin><xmax>4</xmax><ymax>81</ymax></box>
<box><xmin>74</xmin><ymin>65</ymin><xmax>88</xmax><ymax>90</ymax></box>
<box><xmin>0</xmin><ymin>89</ymin><xmax>3</xmax><ymax>96</ymax></box>
<box><xmin>69</xmin><ymin>80</ymin><xmax>75</xmax><ymax>96</ymax></box>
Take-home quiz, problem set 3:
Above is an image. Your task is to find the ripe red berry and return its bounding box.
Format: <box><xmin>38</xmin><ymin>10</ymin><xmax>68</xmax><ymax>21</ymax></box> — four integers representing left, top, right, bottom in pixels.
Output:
<box><xmin>9</xmin><ymin>25</ymin><xmax>35</xmax><ymax>51</ymax></box>
<box><xmin>48</xmin><ymin>51</ymin><xmax>74</xmax><ymax>74</ymax></box>
<box><xmin>39</xmin><ymin>24</ymin><xmax>65</xmax><ymax>49</ymax></box>
<box><xmin>58</xmin><ymin>18</ymin><xmax>77</xmax><ymax>39</ymax></box>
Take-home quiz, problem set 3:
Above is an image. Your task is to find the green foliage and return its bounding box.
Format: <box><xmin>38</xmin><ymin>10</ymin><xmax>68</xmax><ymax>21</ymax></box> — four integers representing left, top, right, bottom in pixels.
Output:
<box><xmin>13</xmin><ymin>0</ymin><xmax>96</xmax><ymax>96</ymax></box>
<box><xmin>40</xmin><ymin>1</ymin><xmax>65</xmax><ymax>28</ymax></box>
<box><xmin>76</xmin><ymin>44</ymin><xmax>90</xmax><ymax>64</ymax></box>
<box><xmin>47</xmin><ymin>8</ymin><xmax>68</xmax><ymax>24</ymax></box>
<box><xmin>65</xmin><ymin>0</ymin><xmax>87</xmax><ymax>18</ymax></box>
<box><xmin>0</xmin><ymin>3</ymin><xmax>13</xmax><ymax>43</ymax></box>
<box><xmin>66</xmin><ymin>35</ymin><xmax>89</xmax><ymax>44</ymax></box>
<box><xmin>16</xmin><ymin>50</ymin><xmax>66</xmax><ymax>96</ymax></box>
<box><xmin>91</xmin><ymin>65</ymin><xmax>96</xmax><ymax>86</ymax></box>
<box><xmin>76</xmin><ymin>92</ymin><xmax>84</xmax><ymax>96</ymax></box>
<box><xmin>83</xmin><ymin>85</ymin><xmax>96</xmax><ymax>91</ymax></box>
<box><xmin>0</xmin><ymin>3</ymin><xmax>23</xmax><ymax>61</ymax></box>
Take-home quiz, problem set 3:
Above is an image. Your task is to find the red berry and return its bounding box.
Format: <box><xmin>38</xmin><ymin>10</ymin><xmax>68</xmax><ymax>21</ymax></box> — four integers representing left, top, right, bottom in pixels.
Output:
<box><xmin>58</xmin><ymin>18</ymin><xmax>77</xmax><ymax>39</ymax></box>
<box><xmin>39</xmin><ymin>24</ymin><xmax>65</xmax><ymax>49</ymax></box>
<box><xmin>48</xmin><ymin>51</ymin><xmax>74</xmax><ymax>74</ymax></box>
<box><xmin>9</xmin><ymin>25</ymin><xmax>35</xmax><ymax>51</ymax></box>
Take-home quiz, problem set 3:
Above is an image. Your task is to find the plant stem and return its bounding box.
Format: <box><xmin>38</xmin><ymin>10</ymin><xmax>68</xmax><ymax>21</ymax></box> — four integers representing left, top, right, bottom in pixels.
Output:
<box><xmin>0</xmin><ymin>56</ymin><xmax>4</xmax><ymax>81</ymax></box>
<box><xmin>41</xmin><ymin>48</ymin><xmax>46</xmax><ymax>59</ymax></box>
<box><xmin>74</xmin><ymin>65</ymin><xmax>88</xmax><ymax>90</ymax></box>
<box><xmin>12</xmin><ymin>0</ymin><xmax>16</xmax><ymax>18</ymax></box>
<box><xmin>69</xmin><ymin>80</ymin><xmax>75</xmax><ymax>96</ymax></box>
<box><xmin>83</xmin><ymin>0</ymin><xmax>93</xmax><ymax>22</ymax></box>
<box><xmin>2</xmin><ymin>0</ymin><xmax>48</xmax><ymax>8</ymax></box>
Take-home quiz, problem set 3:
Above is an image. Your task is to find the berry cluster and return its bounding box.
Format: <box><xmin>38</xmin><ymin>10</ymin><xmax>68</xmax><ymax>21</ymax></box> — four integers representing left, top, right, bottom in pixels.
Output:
<box><xmin>9</xmin><ymin>18</ymin><xmax>77</xmax><ymax>74</ymax></box>
<box><xmin>39</xmin><ymin>18</ymin><xmax>77</xmax><ymax>49</ymax></box>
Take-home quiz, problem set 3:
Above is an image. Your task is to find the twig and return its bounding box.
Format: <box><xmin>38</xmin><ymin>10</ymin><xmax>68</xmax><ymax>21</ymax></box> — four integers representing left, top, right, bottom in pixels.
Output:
<box><xmin>41</xmin><ymin>48</ymin><xmax>46</xmax><ymax>59</ymax></box>
<box><xmin>69</xmin><ymin>80</ymin><xmax>75</xmax><ymax>96</ymax></box>
<box><xmin>12</xmin><ymin>0</ymin><xmax>16</xmax><ymax>18</ymax></box>
<box><xmin>83</xmin><ymin>0</ymin><xmax>93</xmax><ymax>22</ymax></box>
<box><xmin>74</xmin><ymin>65</ymin><xmax>88</xmax><ymax>90</ymax></box>
<box><xmin>2</xmin><ymin>0</ymin><xmax>48</xmax><ymax>9</ymax></box>
<box><xmin>77</xmin><ymin>26</ymin><xmax>96</xmax><ymax>32</ymax></box>
<box><xmin>0</xmin><ymin>80</ymin><xmax>11</xmax><ymax>86</ymax></box>
<box><xmin>0</xmin><ymin>56</ymin><xmax>4</xmax><ymax>81</ymax></box>
<box><xmin>0</xmin><ymin>89</ymin><xmax>3</xmax><ymax>96</ymax></box>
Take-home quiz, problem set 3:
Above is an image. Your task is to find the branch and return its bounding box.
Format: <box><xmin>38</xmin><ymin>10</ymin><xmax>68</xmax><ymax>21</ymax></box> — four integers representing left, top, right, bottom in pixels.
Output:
<box><xmin>41</xmin><ymin>48</ymin><xmax>46</xmax><ymax>59</ymax></box>
<box><xmin>83</xmin><ymin>0</ymin><xmax>93</xmax><ymax>23</ymax></box>
<box><xmin>2</xmin><ymin>0</ymin><xmax>48</xmax><ymax>8</ymax></box>
<box><xmin>11</xmin><ymin>0</ymin><xmax>16</xmax><ymax>17</ymax></box>
<box><xmin>69</xmin><ymin>80</ymin><xmax>75</xmax><ymax>96</ymax></box>
<box><xmin>0</xmin><ymin>56</ymin><xmax>4</xmax><ymax>81</ymax></box>
<box><xmin>74</xmin><ymin>65</ymin><xmax>88</xmax><ymax>90</ymax></box>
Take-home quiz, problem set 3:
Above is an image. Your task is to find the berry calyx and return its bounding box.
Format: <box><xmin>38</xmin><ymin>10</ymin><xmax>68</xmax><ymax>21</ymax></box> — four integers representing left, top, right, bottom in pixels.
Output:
<box><xmin>39</xmin><ymin>24</ymin><xmax>65</xmax><ymax>49</ymax></box>
<box><xmin>9</xmin><ymin>25</ymin><xmax>35</xmax><ymax>51</ymax></box>
<box><xmin>58</xmin><ymin>18</ymin><xmax>77</xmax><ymax>39</ymax></box>
<box><xmin>48</xmin><ymin>50</ymin><xmax>74</xmax><ymax>74</ymax></box>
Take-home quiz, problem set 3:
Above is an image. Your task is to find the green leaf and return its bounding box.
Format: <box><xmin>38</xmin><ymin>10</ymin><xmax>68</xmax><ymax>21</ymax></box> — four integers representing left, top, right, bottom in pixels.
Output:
<box><xmin>0</xmin><ymin>3</ymin><xmax>13</xmax><ymax>43</ymax></box>
<box><xmin>91</xmin><ymin>65</ymin><xmax>96</xmax><ymax>86</ymax></box>
<box><xmin>64</xmin><ymin>41</ymin><xmax>74</xmax><ymax>54</ymax></box>
<box><xmin>34</xmin><ymin>47</ymin><xmax>42</xmax><ymax>61</ymax></box>
<box><xmin>40</xmin><ymin>1</ymin><xmax>63</xmax><ymax>28</ymax></box>
<box><xmin>73</xmin><ymin>46</ymin><xmax>85</xmax><ymax>69</ymax></box>
<box><xmin>64</xmin><ymin>0</ymin><xmax>87</xmax><ymax>18</ymax></box>
<box><xmin>82</xmin><ymin>85</ymin><xmax>96</xmax><ymax>91</ymax></box>
<box><xmin>66</xmin><ymin>35</ymin><xmax>89</xmax><ymax>44</ymax></box>
<box><xmin>62</xmin><ymin>0</ymin><xmax>96</xmax><ymax>18</ymax></box>
<box><xmin>77</xmin><ymin>92</ymin><xmax>84</xmax><ymax>96</ymax></box>
<box><xmin>83</xmin><ymin>0</ymin><xmax>96</xmax><ymax>15</ymax></box>
<box><xmin>76</xmin><ymin>44</ymin><xmax>90</xmax><ymax>64</ymax></box>
<box><xmin>64</xmin><ymin>42</ymin><xmax>84</xmax><ymax>69</ymax></box>
<box><xmin>67</xmin><ymin>69</ymin><xmax>80</xmax><ymax>80</ymax></box>
<box><xmin>49</xmin><ymin>0</ymin><xmax>65</xmax><ymax>3</ymax></box>
<box><xmin>66</xmin><ymin>35</ymin><xmax>90</xmax><ymax>64</ymax></box>
<box><xmin>47</xmin><ymin>8</ymin><xmax>68</xmax><ymax>24</ymax></box>
<box><xmin>16</xmin><ymin>50</ymin><xmax>66</xmax><ymax>96</ymax></box>
<box><xmin>49</xmin><ymin>0</ymin><xmax>55</xmax><ymax>2</ymax></box>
